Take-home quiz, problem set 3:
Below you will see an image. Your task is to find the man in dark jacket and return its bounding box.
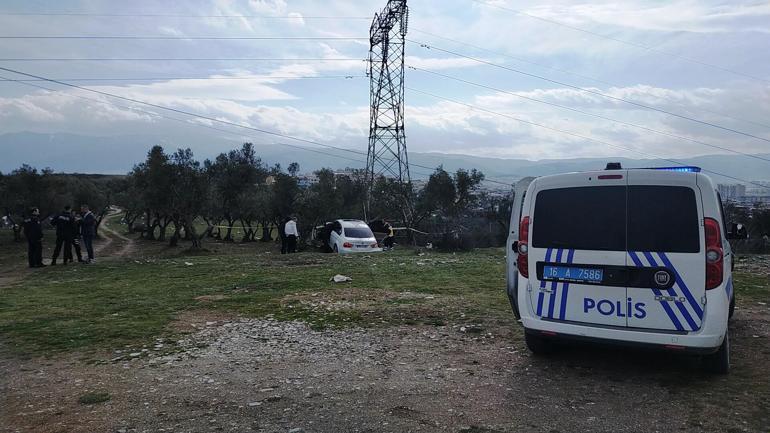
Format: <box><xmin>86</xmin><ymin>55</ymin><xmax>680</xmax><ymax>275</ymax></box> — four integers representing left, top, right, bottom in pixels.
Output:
<box><xmin>70</xmin><ymin>209</ymin><xmax>85</xmax><ymax>263</ymax></box>
<box><xmin>23</xmin><ymin>207</ymin><xmax>45</xmax><ymax>268</ymax></box>
<box><xmin>81</xmin><ymin>204</ymin><xmax>96</xmax><ymax>263</ymax></box>
<box><xmin>50</xmin><ymin>205</ymin><xmax>74</xmax><ymax>265</ymax></box>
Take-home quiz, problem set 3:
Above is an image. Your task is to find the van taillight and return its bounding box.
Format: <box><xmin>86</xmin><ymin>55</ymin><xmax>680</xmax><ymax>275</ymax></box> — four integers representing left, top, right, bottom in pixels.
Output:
<box><xmin>343</xmin><ymin>242</ymin><xmax>353</xmax><ymax>248</ymax></box>
<box><xmin>704</xmin><ymin>217</ymin><xmax>723</xmax><ymax>289</ymax></box>
<box><xmin>517</xmin><ymin>216</ymin><xmax>530</xmax><ymax>278</ymax></box>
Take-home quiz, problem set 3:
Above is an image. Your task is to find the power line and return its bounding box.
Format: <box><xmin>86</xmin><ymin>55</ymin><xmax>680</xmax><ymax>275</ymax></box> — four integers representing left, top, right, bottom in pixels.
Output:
<box><xmin>0</xmin><ymin>13</ymin><xmax>370</xmax><ymax>19</ymax></box>
<box><xmin>0</xmin><ymin>73</ymin><xmax>370</xmax><ymax>165</ymax></box>
<box><xmin>0</xmin><ymin>66</ymin><xmax>516</xmax><ymax>185</ymax></box>
<box><xmin>469</xmin><ymin>0</ymin><xmax>770</xmax><ymax>85</ymax></box>
<box><xmin>0</xmin><ymin>75</ymin><xmax>366</xmax><ymax>82</ymax></box>
<box><xmin>0</xmin><ymin>35</ymin><xmax>367</xmax><ymax>40</ymax></box>
<box><xmin>410</xmin><ymin>27</ymin><xmax>770</xmax><ymax>131</ymax></box>
<box><xmin>0</xmin><ymin>57</ymin><xmax>365</xmax><ymax>62</ymax></box>
<box><xmin>408</xmin><ymin>40</ymin><xmax>770</xmax><ymax>145</ymax></box>
<box><xmin>0</xmin><ymin>67</ymin><xmax>365</xmax><ymax>157</ymax></box>
<box><xmin>407</xmin><ymin>65</ymin><xmax>770</xmax><ymax>164</ymax></box>
<box><xmin>407</xmin><ymin>86</ymin><xmax>770</xmax><ymax>191</ymax></box>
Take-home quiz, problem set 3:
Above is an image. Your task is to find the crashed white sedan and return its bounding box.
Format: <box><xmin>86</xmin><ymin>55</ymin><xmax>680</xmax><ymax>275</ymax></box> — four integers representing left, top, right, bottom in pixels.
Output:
<box><xmin>324</xmin><ymin>219</ymin><xmax>382</xmax><ymax>254</ymax></box>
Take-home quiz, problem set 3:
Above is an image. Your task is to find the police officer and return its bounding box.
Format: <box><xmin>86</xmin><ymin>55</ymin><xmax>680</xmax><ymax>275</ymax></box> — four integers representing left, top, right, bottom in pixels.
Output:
<box><xmin>23</xmin><ymin>207</ymin><xmax>45</xmax><ymax>268</ymax></box>
<box><xmin>70</xmin><ymin>209</ymin><xmax>85</xmax><ymax>263</ymax></box>
<box><xmin>50</xmin><ymin>205</ymin><xmax>74</xmax><ymax>265</ymax></box>
<box><xmin>81</xmin><ymin>204</ymin><xmax>96</xmax><ymax>263</ymax></box>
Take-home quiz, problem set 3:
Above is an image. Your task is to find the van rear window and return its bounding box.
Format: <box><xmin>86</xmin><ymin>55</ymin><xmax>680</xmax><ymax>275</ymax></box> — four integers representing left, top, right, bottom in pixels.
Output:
<box><xmin>627</xmin><ymin>186</ymin><xmax>700</xmax><ymax>253</ymax></box>
<box><xmin>532</xmin><ymin>185</ymin><xmax>700</xmax><ymax>253</ymax></box>
<box><xmin>532</xmin><ymin>186</ymin><xmax>626</xmax><ymax>251</ymax></box>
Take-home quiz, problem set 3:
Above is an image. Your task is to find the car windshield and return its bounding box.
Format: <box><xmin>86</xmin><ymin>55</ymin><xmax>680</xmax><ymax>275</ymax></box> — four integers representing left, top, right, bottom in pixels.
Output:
<box><xmin>344</xmin><ymin>227</ymin><xmax>374</xmax><ymax>238</ymax></box>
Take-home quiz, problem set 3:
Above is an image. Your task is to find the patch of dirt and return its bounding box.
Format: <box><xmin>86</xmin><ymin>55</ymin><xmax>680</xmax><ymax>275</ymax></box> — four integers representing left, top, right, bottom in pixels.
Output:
<box><xmin>194</xmin><ymin>294</ymin><xmax>230</xmax><ymax>303</ymax></box>
<box><xmin>3</xmin><ymin>300</ymin><xmax>769</xmax><ymax>433</ymax></box>
<box><xmin>165</xmin><ymin>309</ymin><xmax>240</xmax><ymax>334</ymax></box>
<box><xmin>735</xmin><ymin>254</ymin><xmax>770</xmax><ymax>277</ymax></box>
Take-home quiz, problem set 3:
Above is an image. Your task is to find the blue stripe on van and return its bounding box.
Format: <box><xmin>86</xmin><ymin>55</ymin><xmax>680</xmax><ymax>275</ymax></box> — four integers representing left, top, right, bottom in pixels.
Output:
<box><xmin>657</xmin><ymin>252</ymin><xmax>704</xmax><ymax>319</ymax></box>
<box><xmin>558</xmin><ymin>249</ymin><xmax>575</xmax><ymax>320</ymax></box>
<box><xmin>629</xmin><ymin>251</ymin><xmax>685</xmax><ymax>332</ymax></box>
<box><xmin>546</xmin><ymin>249</ymin><xmax>564</xmax><ymax>318</ymax></box>
<box><xmin>642</xmin><ymin>252</ymin><xmax>696</xmax><ymax>331</ymax></box>
<box><xmin>536</xmin><ymin>248</ymin><xmax>554</xmax><ymax>316</ymax></box>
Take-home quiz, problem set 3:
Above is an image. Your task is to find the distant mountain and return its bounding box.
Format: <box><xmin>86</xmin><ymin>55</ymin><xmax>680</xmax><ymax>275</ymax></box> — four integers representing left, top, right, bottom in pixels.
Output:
<box><xmin>1</xmin><ymin>132</ymin><xmax>768</xmax><ymax>185</ymax></box>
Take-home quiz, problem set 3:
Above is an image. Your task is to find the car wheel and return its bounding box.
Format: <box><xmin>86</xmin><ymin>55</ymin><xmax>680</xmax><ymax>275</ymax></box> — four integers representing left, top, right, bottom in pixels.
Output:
<box><xmin>728</xmin><ymin>294</ymin><xmax>735</xmax><ymax>320</ymax></box>
<box><xmin>702</xmin><ymin>332</ymin><xmax>730</xmax><ymax>375</ymax></box>
<box><xmin>525</xmin><ymin>331</ymin><xmax>554</xmax><ymax>356</ymax></box>
<box><xmin>333</xmin><ymin>244</ymin><xmax>339</xmax><ymax>254</ymax></box>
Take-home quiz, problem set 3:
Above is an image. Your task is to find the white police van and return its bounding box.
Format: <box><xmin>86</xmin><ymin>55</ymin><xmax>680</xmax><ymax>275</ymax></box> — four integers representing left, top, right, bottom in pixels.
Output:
<box><xmin>506</xmin><ymin>164</ymin><xmax>735</xmax><ymax>373</ymax></box>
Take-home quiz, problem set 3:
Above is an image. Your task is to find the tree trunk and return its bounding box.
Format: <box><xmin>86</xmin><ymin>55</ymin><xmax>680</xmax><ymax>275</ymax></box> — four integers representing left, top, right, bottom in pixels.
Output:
<box><xmin>94</xmin><ymin>207</ymin><xmax>108</xmax><ymax>238</ymax></box>
<box><xmin>186</xmin><ymin>218</ymin><xmax>213</xmax><ymax>250</ymax></box>
<box><xmin>260</xmin><ymin>221</ymin><xmax>273</xmax><ymax>242</ymax></box>
<box><xmin>158</xmin><ymin>215</ymin><xmax>171</xmax><ymax>241</ymax></box>
<box><xmin>223</xmin><ymin>216</ymin><xmax>235</xmax><ymax>242</ymax></box>
<box><xmin>169</xmin><ymin>218</ymin><xmax>182</xmax><ymax>247</ymax></box>
<box><xmin>143</xmin><ymin>209</ymin><xmax>157</xmax><ymax>240</ymax></box>
<box><xmin>240</xmin><ymin>218</ymin><xmax>256</xmax><ymax>242</ymax></box>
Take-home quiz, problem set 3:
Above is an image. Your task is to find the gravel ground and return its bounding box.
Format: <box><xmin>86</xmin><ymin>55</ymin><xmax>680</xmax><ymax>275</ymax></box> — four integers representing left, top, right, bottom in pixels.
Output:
<box><xmin>3</xmin><ymin>305</ymin><xmax>769</xmax><ymax>433</ymax></box>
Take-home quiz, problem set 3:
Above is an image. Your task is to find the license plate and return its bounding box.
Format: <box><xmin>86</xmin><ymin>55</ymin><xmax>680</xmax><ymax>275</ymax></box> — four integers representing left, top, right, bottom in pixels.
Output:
<box><xmin>543</xmin><ymin>265</ymin><xmax>604</xmax><ymax>283</ymax></box>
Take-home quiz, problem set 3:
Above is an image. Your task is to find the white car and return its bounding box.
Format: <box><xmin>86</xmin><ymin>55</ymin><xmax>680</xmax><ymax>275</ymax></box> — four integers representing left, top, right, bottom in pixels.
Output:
<box><xmin>507</xmin><ymin>164</ymin><xmax>734</xmax><ymax>373</ymax></box>
<box><xmin>327</xmin><ymin>219</ymin><xmax>382</xmax><ymax>254</ymax></box>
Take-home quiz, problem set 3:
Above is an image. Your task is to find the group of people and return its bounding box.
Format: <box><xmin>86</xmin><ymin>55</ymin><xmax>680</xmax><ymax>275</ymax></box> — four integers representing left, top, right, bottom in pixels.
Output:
<box><xmin>23</xmin><ymin>204</ymin><xmax>97</xmax><ymax>268</ymax></box>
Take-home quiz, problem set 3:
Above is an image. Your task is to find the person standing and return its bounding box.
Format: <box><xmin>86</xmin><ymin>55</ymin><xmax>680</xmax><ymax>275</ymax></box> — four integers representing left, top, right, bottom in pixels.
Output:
<box><xmin>284</xmin><ymin>216</ymin><xmax>299</xmax><ymax>254</ymax></box>
<box><xmin>382</xmin><ymin>220</ymin><xmax>395</xmax><ymax>250</ymax></box>
<box><xmin>50</xmin><ymin>205</ymin><xmax>74</xmax><ymax>265</ymax></box>
<box><xmin>70</xmin><ymin>209</ymin><xmax>85</xmax><ymax>263</ymax></box>
<box><xmin>23</xmin><ymin>208</ymin><xmax>45</xmax><ymax>268</ymax></box>
<box><xmin>81</xmin><ymin>205</ymin><xmax>97</xmax><ymax>263</ymax></box>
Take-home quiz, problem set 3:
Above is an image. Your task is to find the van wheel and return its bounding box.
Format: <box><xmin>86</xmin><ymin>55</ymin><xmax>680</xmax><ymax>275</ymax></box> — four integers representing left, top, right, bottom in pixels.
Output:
<box><xmin>525</xmin><ymin>332</ymin><xmax>554</xmax><ymax>356</ymax></box>
<box><xmin>702</xmin><ymin>332</ymin><xmax>730</xmax><ymax>375</ymax></box>
<box><xmin>728</xmin><ymin>294</ymin><xmax>735</xmax><ymax>320</ymax></box>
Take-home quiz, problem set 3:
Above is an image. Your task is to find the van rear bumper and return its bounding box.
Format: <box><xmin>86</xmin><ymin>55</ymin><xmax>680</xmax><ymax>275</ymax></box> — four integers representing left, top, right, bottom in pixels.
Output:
<box><xmin>524</xmin><ymin>327</ymin><xmax>720</xmax><ymax>354</ymax></box>
<box><xmin>521</xmin><ymin>315</ymin><xmax>725</xmax><ymax>352</ymax></box>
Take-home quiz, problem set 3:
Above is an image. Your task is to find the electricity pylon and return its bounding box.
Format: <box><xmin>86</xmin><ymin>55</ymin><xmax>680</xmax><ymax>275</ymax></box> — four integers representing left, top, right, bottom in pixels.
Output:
<box><xmin>365</xmin><ymin>0</ymin><xmax>410</xmax><ymax>219</ymax></box>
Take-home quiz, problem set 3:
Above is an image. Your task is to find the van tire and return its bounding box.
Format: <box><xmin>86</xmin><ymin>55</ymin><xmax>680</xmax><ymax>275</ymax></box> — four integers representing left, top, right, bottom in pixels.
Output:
<box><xmin>728</xmin><ymin>294</ymin><xmax>735</xmax><ymax>320</ymax></box>
<box><xmin>525</xmin><ymin>332</ymin><xmax>554</xmax><ymax>356</ymax></box>
<box><xmin>333</xmin><ymin>244</ymin><xmax>339</xmax><ymax>254</ymax></box>
<box><xmin>702</xmin><ymin>332</ymin><xmax>730</xmax><ymax>375</ymax></box>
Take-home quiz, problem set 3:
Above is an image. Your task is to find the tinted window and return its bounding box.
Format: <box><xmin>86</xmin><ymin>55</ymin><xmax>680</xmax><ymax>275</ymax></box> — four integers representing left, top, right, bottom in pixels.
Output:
<box><xmin>344</xmin><ymin>227</ymin><xmax>374</xmax><ymax>238</ymax></box>
<box><xmin>532</xmin><ymin>186</ymin><xmax>626</xmax><ymax>251</ymax></box>
<box><xmin>627</xmin><ymin>186</ymin><xmax>699</xmax><ymax>253</ymax></box>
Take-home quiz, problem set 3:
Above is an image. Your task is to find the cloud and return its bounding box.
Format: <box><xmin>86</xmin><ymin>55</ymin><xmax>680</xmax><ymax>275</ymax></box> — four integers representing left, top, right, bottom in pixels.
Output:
<box><xmin>405</xmin><ymin>56</ymin><xmax>483</xmax><ymax>70</ymax></box>
<box><xmin>525</xmin><ymin>2</ymin><xmax>770</xmax><ymax>34</ymax></box>
<box><xmin>287</xmin><ymin>12</ymin><xmax>306</xmax><ymax>27</ymax></box>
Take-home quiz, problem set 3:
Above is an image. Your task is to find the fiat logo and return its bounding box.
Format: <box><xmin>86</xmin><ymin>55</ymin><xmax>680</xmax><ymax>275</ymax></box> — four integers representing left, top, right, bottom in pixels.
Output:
<box><xmin>654</xmin><ymin>270</ymin><xmax>671</xmax><ymax>286</ymax></box>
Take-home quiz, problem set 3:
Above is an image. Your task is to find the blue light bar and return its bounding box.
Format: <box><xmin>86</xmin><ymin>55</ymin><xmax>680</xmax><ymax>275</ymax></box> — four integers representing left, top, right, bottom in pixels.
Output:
<box><xmin>644</xmin><ymin>166</ymin><xmax>702</xmax><ymax>173</ymax></box>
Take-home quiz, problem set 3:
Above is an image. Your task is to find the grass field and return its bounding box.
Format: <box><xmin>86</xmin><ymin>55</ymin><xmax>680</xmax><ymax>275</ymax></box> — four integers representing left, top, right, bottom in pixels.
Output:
<box><xmin>0</xmin><ymin>230</ymin><xmax>510</xmax><ymax>356</ymax></box>
<box><xmin>1</xmin><ymin>227</ymin><xmax>768</xmax><ymax>359</ymax></box>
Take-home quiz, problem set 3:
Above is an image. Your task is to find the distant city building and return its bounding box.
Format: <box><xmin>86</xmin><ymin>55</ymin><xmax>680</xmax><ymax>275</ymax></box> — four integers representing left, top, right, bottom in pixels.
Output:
<box><xmin>297</xmin><ymin>174</ymin><xmax>318</xmax><ymax>188</ymax></box>
<box><xmin>745</xmin><ymin>180</ymin><xmax>770</xmax><ymax>197</ymax></box>
<box><xmin>717</xmin><ymin>183</ymin><xmax>746</xmax><ymax>199</ymax></box>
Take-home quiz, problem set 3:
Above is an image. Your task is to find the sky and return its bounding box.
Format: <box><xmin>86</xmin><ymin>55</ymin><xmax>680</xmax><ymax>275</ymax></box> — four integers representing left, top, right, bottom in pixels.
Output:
<box><xmin>0</xmin><ymin>0</ymin><xmax>769</xmax><ymax>166</ymax></box>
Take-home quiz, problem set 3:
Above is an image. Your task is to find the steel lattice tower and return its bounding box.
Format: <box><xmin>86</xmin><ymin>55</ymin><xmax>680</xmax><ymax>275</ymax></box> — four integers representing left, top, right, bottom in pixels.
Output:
<box><xmin>366</xmin><ymin>0</ymin><xmax>410</xmax><ymax>190</ymax></box>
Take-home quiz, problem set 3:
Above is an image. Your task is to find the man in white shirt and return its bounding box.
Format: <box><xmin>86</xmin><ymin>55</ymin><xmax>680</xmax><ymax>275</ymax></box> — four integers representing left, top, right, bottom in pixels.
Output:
<box><xmin>284</xmin><ymin>216</ymin><xmax>299</xmax><ymax>253</ymax></box>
